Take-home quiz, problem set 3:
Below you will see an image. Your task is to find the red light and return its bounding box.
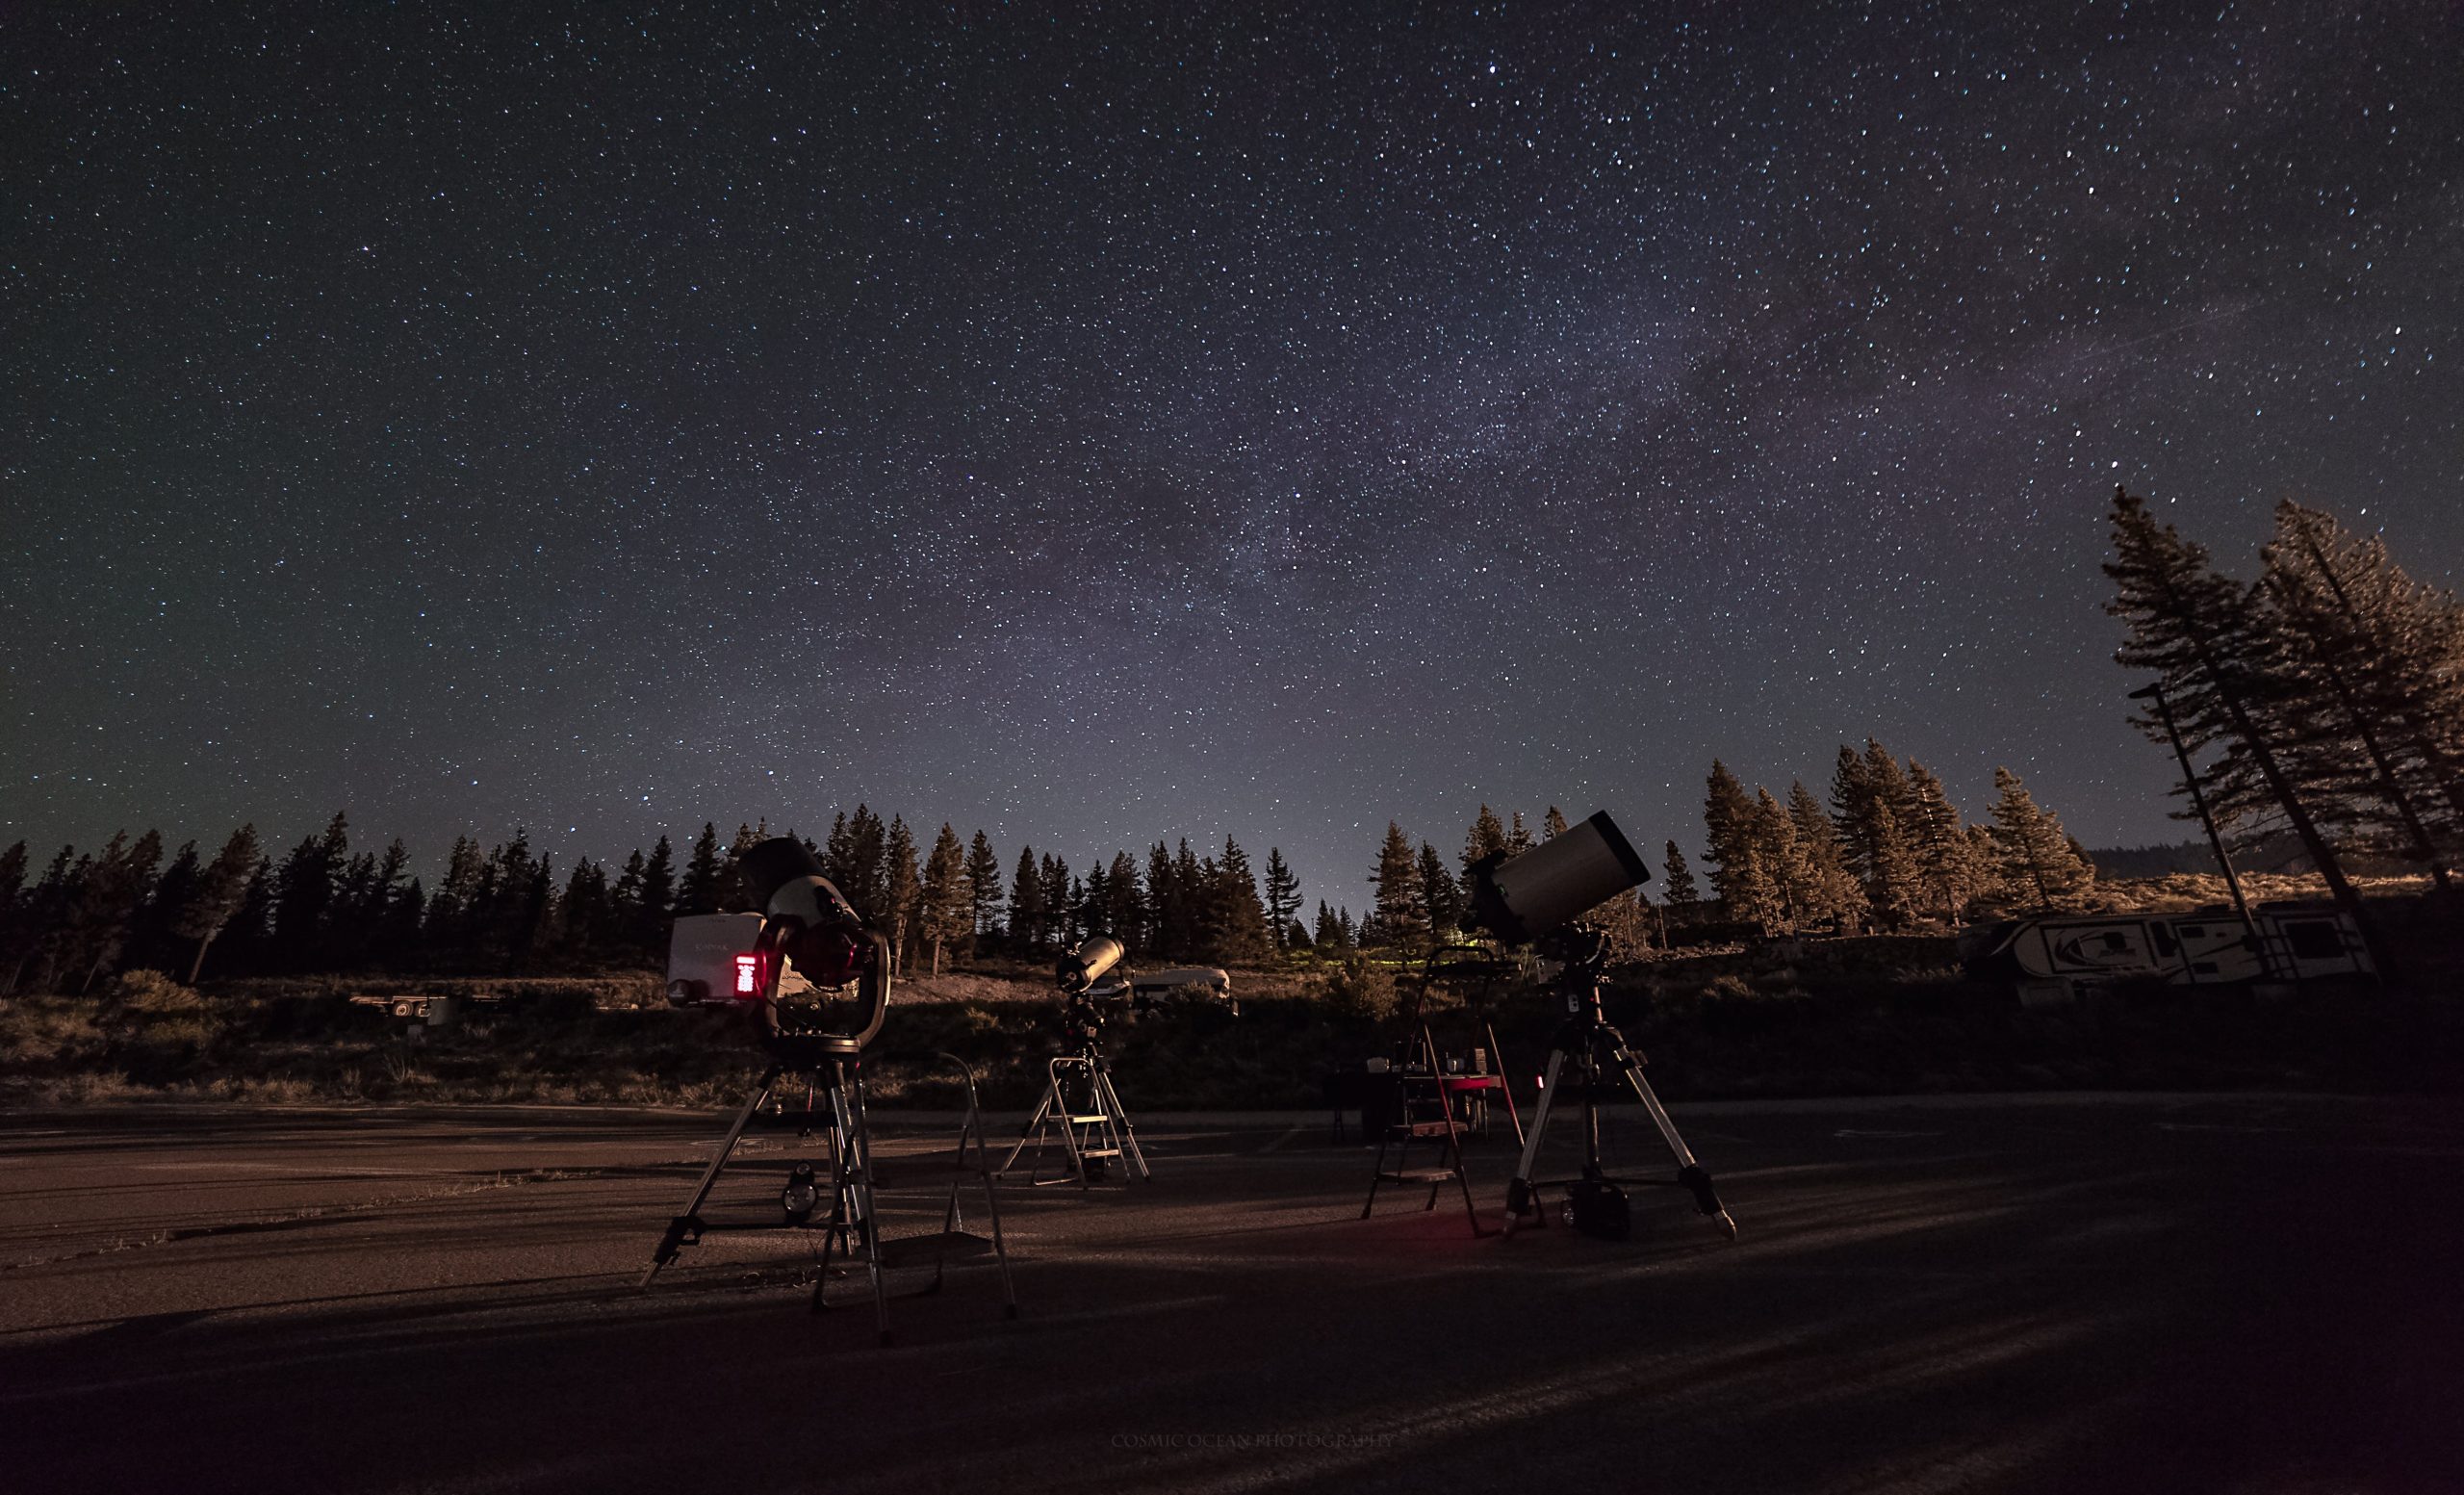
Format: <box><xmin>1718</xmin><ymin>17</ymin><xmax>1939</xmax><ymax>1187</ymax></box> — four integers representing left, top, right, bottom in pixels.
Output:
<box><xmin>734</xmin><ymin>953</ymin><xmax>762</xmax><ymax>997</ymax></box>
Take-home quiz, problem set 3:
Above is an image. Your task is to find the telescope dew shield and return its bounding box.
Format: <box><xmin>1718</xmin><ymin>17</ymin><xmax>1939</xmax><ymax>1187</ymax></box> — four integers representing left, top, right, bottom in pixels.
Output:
<box><xmin>1469</xmin><ymin>811</ymin><xmax>1651</xmax><ymax>943</ymax></box>
<box><xmin>1058</xmin><ymin>935</ymin><xmax>1124</xmax><ymax>993</ymax></box>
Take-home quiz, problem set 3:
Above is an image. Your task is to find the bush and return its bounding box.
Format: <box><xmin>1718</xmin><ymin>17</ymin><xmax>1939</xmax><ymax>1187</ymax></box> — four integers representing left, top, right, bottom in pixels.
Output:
<box><xmin>1320</xmin><ymin>957</ymin><xmax>1398</xmax><ymax>1021</ymax></box>
<box><xmin>113</xmin><ymin>968</ymin><xmax>205</xmax><ymax>1014</ymax></box>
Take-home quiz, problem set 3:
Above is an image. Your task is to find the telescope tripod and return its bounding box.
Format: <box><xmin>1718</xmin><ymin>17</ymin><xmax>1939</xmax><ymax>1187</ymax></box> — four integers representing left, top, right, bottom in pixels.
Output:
<box><xmin>999</xmin><ymin>1037</ymin><xmax>1150</xmax><ymax>1188</ymax></box>
<box><xmin>641</xmin><ymin>1043</ymin><xmax>1016</xmax><ymax>1344</ymax></box>
<box><xmin>1504</xmin><ymin>957</ymin><xmax>1737</xmax><ymax>1242</ymax></box>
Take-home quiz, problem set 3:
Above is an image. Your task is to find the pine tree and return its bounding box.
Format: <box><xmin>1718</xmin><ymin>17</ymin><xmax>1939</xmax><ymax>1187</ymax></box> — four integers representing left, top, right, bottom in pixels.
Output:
<box><xmin>1832</xmin><ymin>743</ymin><xmax>1923</xmax><ymax>927</ymax></box>
<box><xmin>826</xmin><ymin>806</ymin><xmax>888</xmax><ymax>923</ymax></box>
<box><xmin>2260</xmin><ymin>502</ymin><xmax>2458</xmax><ymax>884</ymax></box>
<box><xmin>271</xmin><ymin>819</ymin><xmax>340</xmax><ymax>972</ymax></box>
<box><xmin>382</xmin><ymin>876</ymin><xmax>425</xmax><ymax>967</ymax></box>
<box><xmin>1040</xmin><ymin>852</ymin><xmax>1073</xmax><ymax>950</ymax></box>
<box><xmin>1784</xmin><ymin>783</ymin><xmax>1864</xmax><ymax>932</ymax></box>
<box><xmin>1313</xmin><ymin>899</ymin><xmax>1346</xmax><ymax>953</ymax></box>
<box><xmin>225</xmin><ymin>858</ymin><xmax>275</xmax><ymax>976</ymax></box>
<box><xmin>137</xmin><ymin>841</ymin><xmax>201</xmax><ymax>974</ymax></box>
<box><xmin>677</xmin><ymin>824</ymin><xmax>725</xmax><ymax>916</ymax></box>
<box><xmin>1506</xmin><ymin>812</ymin><xmax>1534</xmax><ymax>855</ymax></box>
<box><xmin>1145</xmin><ymin>842</ymin><xmax>1180</xmax><ymax>957</ymax></box>
<box><xmin>720</xmin><ymin>823</ymin><xmax>764</xmax><ymax>912</ymax></box>
<box><xmin>919</xmin><ymin>823</ymin><xmax>970</xmax><ymax>974</ymax></box>
<box><xmin>1105</xmin><ymin>851</ymin><xmax>1145</xmax><ymax>947</ymax></box>
<box><xmin>1903</xmin><ymin>761</ymin><xmax>1982</xmax><ymax>924</ymax></box>
<box><xmin>612</xmin><ymin>849</ymin><xmax>646</xmax><ymax>943</ymax></box>
<box><xmin>2107</xmin><ymin>486</ymin><xmax>2371</xmax><ymax>926</ymax></box>
<box><xmin>1168</xmin><ymin>840</ymin><xmax>1202</xmax><ymax>952</ymax></box>
<box><xmin>69</xmin><ymin>830</ymin><xmax>164</xmax><ymax>989</ymax></box>
<box><xmin>1210</xmin><ymin>838</ymin><xmax>1271</xmax><ymax>964</ymax></box>
<box><xmin>884</xmin><ymin>817</ymin><xmax>922</xmax><ymax>974</ymax></box>
<box><xmin>1751</xmin><ymin>787</ymin><xmax>1808</xmax><ymax>931</ymax></box>
<box><xmin>1542</xmin><ymin>806</ymin><xmax>1570</xmax><ymax>840</ymax></box>
<box><xmin>1660</xmin><ymin>840</ymin><xmax>1700</xmax><ymax>927</ymax></box>
<box><xmin>1263</xmin><ymin>848</ymin><xmax>1301</xmax><ymax>954</ymax></box>
<box><xmin>1417</xmin><ymin>841</ymin><xmax>1460</xmax><ymax>937</ymax></box>
<box><xmin>13</xmin><ymin>846</ymin><xmax>78</xmax><ymax>991</ymax></box>
<box><xmin>1369</xmin><ymin>822</ymin><xmax>1425</xmax><ymax>950</ymax></box>
<box><xmin>964</xmin><ymin>832</ymin><xmax>1005</xmax><ymax>942</ymax></box>
<box><xmin>1009</xmin><ymin>845</ymin><xmax>1046</xmax><ymax>955</ymax></box>
<box><xmin>1703</xmin><ymin>760</ymin><xmax>1776</xmax><ymax>929</ymax></box>
<box><xmin>636</xmin><ymin>837</ymin><xmax>676</xmax><ymax>949</ymax></box>
<box><xmin>177</xmin><ymin>826</ymin><xmax>261</xmax><ymax>983</ymax></box>
<box><xmin>0</xmin><ymin>842</ymin><xmax>32</xmax><ymax>992</ymax></box>
<box><xmin>560</xmin><ymin>859</ymin><xmax>608</xmax><ymax>963</ymax></box>
<box><xmin>1987</xmin><ymin>767</ymin><xmax>2096</xmax><ymax>910</ymax></box>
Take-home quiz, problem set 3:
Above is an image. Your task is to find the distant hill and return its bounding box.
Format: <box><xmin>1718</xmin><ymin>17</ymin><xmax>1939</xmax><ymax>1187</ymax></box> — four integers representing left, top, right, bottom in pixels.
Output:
<box><xmin>2087</xmin><ymin>841</ymin><xmax>2221</xmax><ymax>879</ymax></box>
<box><xmin>2087</xmin><ymin>837</ymin><xmax>2423</xmax><ymax>880</ymax></box>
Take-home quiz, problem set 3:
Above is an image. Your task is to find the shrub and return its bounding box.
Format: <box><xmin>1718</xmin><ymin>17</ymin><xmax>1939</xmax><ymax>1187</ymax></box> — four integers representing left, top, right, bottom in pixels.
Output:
<box><xmin>113</xmin><ymin>968</ymin><xmax>205</xmax><ymax>1014</ymax></box>
<box><xmin>1320</xmin><ymin>957</ymin><xmax>1398</xmax><ymax>1021</ymax></box>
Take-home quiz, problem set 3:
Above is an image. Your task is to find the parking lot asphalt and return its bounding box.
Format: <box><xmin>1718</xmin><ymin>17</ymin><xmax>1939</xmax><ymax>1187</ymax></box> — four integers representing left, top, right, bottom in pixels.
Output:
<box><xmin>3</xmin><ymin>1091</ymin><xmax>2460</xmax><ymax>1494</ymax></box>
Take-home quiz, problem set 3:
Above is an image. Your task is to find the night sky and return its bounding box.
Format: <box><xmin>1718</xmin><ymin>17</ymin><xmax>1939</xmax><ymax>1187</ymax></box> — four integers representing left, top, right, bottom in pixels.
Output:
<box><xmin>6</xmin><ymin>2</ymin><xmax>2460</xmax><ymax>914</ymax></box>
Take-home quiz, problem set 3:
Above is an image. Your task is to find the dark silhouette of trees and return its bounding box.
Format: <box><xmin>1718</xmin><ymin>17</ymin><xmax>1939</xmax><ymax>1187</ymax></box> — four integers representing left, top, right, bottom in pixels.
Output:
<box><xmin>176</xmin><ymin>825</ymin><xmax>261</xmax><ymax>982</ymax></box>
<box><xmin>964</xmin><ymin>832</ymin><xmax>1004</xmax><ymax>943</ymax></box>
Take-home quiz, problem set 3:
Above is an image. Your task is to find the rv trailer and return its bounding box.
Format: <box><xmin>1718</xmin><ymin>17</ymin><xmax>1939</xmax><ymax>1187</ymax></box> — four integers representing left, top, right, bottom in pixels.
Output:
<box><xmin>1964</xmin><ymin>902</ymin><xmax>2371</xmax><ymax>1006</ymax></box>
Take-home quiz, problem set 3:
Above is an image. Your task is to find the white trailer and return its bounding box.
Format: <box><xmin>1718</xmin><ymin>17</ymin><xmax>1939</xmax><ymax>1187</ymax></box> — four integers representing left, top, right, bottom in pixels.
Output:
<box><xmin>1967</xmin><ymin>903</ymin><xmax>2372</xmax><ymax>1006</ymax></box>
<box><xmin>1129</xmin><ymin>966</ymin><xmax>1235</xmax><ymax>1014</ymax></box>
<box><xmin>665</xmin><ymin>913</ymin><xmax>815</xmax><ymax>1006</ymax></box>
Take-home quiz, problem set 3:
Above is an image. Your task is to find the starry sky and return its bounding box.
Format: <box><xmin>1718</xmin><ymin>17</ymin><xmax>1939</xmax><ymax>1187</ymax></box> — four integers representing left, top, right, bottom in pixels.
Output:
<box><xmin>5</xmin><ymin>1</ymin><xmax>2460</xmax><ymax>915</ymax></box>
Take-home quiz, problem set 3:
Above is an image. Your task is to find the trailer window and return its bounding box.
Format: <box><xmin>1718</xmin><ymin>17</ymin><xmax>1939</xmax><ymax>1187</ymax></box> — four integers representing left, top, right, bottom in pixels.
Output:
<box><xmin>2282</xmin><ymin>920</ymin><xmax>2346</xmax><ymax>962</ymax></box>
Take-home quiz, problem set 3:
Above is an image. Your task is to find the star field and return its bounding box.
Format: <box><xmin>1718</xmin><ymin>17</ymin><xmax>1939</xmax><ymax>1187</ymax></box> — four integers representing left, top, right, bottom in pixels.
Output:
<box><xmin>5</xmin><ymin>2</ymin><xmax>2460</xmax><ymax>911</ymax></box>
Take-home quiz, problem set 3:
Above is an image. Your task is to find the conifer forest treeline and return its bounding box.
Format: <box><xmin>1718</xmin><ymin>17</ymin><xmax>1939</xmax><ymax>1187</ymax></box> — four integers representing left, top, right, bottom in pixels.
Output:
<box><xmin>3</xmin><ymin>493</ymin><xmax>2454</xmax><ymax>996</ymax></box>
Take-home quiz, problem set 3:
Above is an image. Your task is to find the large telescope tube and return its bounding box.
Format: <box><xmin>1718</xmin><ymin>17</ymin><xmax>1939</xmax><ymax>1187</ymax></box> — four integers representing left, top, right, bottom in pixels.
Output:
<box><xmin>1466</xmin><ymin>811</ymin><xmax>1652</xmax><ymax>943</ymax></box>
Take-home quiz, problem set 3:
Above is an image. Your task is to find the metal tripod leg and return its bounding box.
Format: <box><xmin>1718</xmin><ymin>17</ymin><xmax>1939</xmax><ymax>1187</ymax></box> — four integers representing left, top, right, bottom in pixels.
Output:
<box><xmin>1610</xmin><ymin>1046</ymin><xmax>1738</xmax><ymax>1239</ymax></box>
<box><xmin>997</xmin><ymin>1083</ymin><xmax>1058</xmax><ymax>1175</ymax></box>
<box><xmin>1502</xmin><ymin>1049</ymin><xmax>1568</xmax><ymax>1236</ymax></box>
<box><xmin>642</xmin><ymin>1065</ymin><xmax>781</xmax><ymax>1288</ymax></box>
<box><xmin>814</xmin><ymin>1061</ymin><xmax>893</xmax><ymax>1343</ymax></box>
<box><xmin>1092</xmin><ymin>1067</ymin><xmax>1149</xmax><ymax>1181</ymax></box>
<box><xmin>1484</xmin><ymin>1018</ymin><xmax>1527</xmax><ymax>1147</ymax></box>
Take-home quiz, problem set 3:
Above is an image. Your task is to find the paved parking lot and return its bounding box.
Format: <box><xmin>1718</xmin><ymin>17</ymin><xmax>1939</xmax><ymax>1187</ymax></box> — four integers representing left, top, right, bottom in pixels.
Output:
<box><xmin>3</xmin><ymin>1093</ymin><xmax>2460</xmax><ymax>1493</ymax></box>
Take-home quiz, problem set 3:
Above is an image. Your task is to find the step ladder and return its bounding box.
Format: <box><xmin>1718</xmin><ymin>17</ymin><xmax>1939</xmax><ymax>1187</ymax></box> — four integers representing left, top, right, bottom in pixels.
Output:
<box><xmin>812</xmin><ymin>1051</ymin><xmax>1019</xmax><ymax>1330</ymax></box>
<box><xmin>1360</xmin><ymin>1024</ymin><xmax>1490</xmax><ymax>1235</ymax></box>
<box><xmin>999</xmin><ymin>1052</ymin><xmax>1150</xmax><ymax>1188</ymax></box>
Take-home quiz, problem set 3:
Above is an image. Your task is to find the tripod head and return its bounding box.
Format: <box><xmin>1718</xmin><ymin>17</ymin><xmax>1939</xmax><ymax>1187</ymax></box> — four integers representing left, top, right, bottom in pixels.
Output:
<box><xmin>1535</xmin><ymin>920</ymin><xmax>1614</xmax><ymax>1023</ymax></box>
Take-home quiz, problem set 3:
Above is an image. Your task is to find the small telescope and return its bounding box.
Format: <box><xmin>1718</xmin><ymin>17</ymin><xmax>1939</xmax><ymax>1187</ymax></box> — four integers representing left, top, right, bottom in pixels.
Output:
<box><xmin>1056</xmin><ymin>935</ymin><xmax>1125</xmax><ymax>996</ymax></box>
<box><xmin>1001</xmin><ymin>934</ymin><xmax>1151</xmax><ymax>1186</ymax></box>
<box><xmin>1465</xmin><ymin>811</ymin><xmax>1652</xmax><ymax>944</ymax></box>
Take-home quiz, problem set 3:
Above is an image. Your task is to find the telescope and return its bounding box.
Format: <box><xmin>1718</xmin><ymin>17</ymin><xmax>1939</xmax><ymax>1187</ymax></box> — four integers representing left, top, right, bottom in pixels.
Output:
<box><xmin>645</xmin><ymin>837</ymin><xmax>1016</xmax><ymax>1340</ymax></box>
<box><xmin>1465</xmin><ymin>810</ymin><xmax>1652</xmax><ymax>945</ymax></box>
<box><xmin>1056</xmin><ymin>935</ymin><xmax>1125</xmax><ymax>996</ymax></box>
<box><xmin>1459</xmin><ymin>810</ymin><xmax>1736</xmax><ymax>1243</ymax></box>
<box><xmin>1000</xmin><ymin>934</ymin><xmax>1151</xmax><ymax>1187</ymax></box>
<box><xmin>734</xmin><ymin>837</ymin><xmax>891</xmax><ymax>1058</ymax></box>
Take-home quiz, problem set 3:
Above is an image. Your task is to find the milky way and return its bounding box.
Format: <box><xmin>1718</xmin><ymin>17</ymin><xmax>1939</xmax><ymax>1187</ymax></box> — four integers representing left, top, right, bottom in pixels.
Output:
<box><xmin>6</xmin><ymin>2</ymin><xmax>2459</xmax><ymax>911</ymax></box>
